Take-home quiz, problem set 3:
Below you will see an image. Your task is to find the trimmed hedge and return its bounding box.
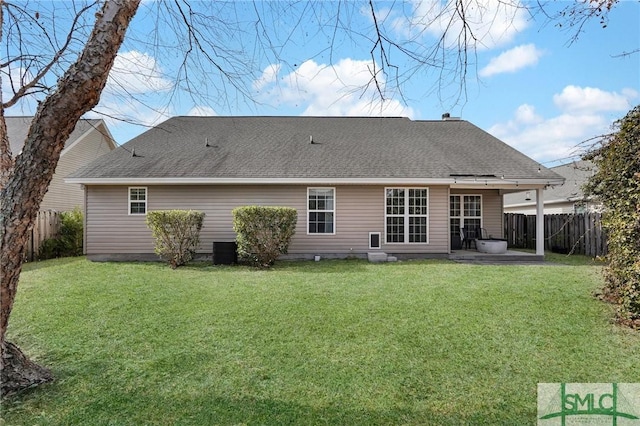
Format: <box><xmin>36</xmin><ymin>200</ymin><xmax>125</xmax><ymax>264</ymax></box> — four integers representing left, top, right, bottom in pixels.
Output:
<box><xmin>146</xmin><ymin>210</ymin><xmax>205</xmax><ymax>269</ymax></box>
<box><xmin>232</xmin><ymin>206</ymin><xmax>297</xmax><ymax>268</ymax></box>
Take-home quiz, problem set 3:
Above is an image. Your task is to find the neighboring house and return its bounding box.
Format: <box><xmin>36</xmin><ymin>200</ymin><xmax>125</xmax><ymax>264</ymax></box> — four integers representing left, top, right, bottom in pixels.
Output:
<box><xmin>6</xmin><ymin>116</ymin><xmax>117</xmax><ymax>212</ymax></box>
<box><xmin>504</xmin><ymin>160</ymin><xmax>598</xmax><ymax>215</ymax></box>
<box><xmin>67</xmin><ymin>116</ymin><xmax>564</xmax><ymax>260</ymax></box>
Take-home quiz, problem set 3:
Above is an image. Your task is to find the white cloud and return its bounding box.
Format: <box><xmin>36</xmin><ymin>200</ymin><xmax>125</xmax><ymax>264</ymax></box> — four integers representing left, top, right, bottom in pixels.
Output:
<box><xmin>513</xmin><ymin>104</ymin><xmax>543</xmax><ymax>125</ymax></box>
<box><xmin>186</xmin><ymin>106</ymin><xmax>217</xmax><ymax>116</ymax></box>
<box><xmin>254</xmin><ymin>58</ymin><xmax>415</xmax><ymax>117</ymax></box>
<box><xmin>1</xmin><ymin>67</ymin><xmax>38</xmax><ymax>115</ymax></box>
<box><xmin>253</xmin><ymin>64</ymin><xmax>281</xmax><ymax>91</ymax></box>
<box><xmin>90</xmin><ymin>98</ymin><xmax>171</xmax><ymax>140</ymax></box>
<box><xmin>489</xmin><ymin>86</ymin><xmax>637</xmax><ymax>162</ymax></box>
<box><xmin>89</xmin><ymin>50</ymin><xmax>175</xmax><ymax>139</ymax></box>
<box><xmin>106</xmin><ymin>50</ymin><xmax>173</xmax><ymax>95</ymax></box>
<box><xmin>403</xmin><ymin>0</ymin><xmax>529</xmax><ymax>50</ymax></box>
<box><xmin>553</xmin><ymin>85</ymin><xmax>635</xmax><ymax>113</ymax></box>
<box><xmin>479</xmin><ymin>44</ymin><xmax>544</xmax><ymax>77</ymax></box>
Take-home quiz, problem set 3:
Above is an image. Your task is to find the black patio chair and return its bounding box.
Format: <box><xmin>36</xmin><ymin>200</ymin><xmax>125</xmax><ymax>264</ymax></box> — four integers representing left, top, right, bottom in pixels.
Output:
<box><xmin>462</xmin><ymin>227</ymin><xmax>478</xmax><ymax>250</ymax></box>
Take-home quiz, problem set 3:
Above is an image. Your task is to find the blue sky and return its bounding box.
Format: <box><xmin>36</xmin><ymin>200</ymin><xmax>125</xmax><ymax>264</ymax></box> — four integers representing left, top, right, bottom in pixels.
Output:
<box><xmin>5</xmin><ymin>1</ymin><xmax>640</xmax><ymax>167</ymax></box>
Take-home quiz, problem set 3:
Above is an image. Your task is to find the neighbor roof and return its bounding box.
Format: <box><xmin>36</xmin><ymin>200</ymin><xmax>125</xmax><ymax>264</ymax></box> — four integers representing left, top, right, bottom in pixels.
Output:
<box><xmin>6</xmin><ymin>116</ymin><xmax>107</xmax><ymax>156</ymax></box>
<box><xmin>69</xmin><ymin>116</ymin><xmax>563</xmax><ymax>185</ymax></box>
<box><xmin>504</xmin><ymin>160</ymin><xmax>595</xmax><ymax>207</ymax></box>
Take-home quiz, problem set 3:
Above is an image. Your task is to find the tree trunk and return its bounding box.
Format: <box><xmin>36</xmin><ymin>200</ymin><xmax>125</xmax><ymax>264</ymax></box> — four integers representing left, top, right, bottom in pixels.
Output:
<box><xmin>0</xmin><ymin>0</ymin><xmax>140</xmax><ymax>397</ymax></box>
<box><xmin>0</xmin><ymin>4</ymin><xmax>14</xmax><ymax>188</ymax></box>
<box><xmin>1</xmin><ymin>341</ymin><xmax>54</xmax><ymax>397</ymax></box>
<box><xmin>0</xmin><ymin>110</ymin><xmax>13</xmax><ymax>188</ymax></box>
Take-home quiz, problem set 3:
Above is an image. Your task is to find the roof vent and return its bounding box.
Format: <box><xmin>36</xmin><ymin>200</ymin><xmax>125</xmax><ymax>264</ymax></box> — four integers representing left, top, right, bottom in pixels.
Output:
<box><xmin>442</xmin><ymin>113</ymin><xmax>460</xmax><ymax>121</ymax></box>
<box><xmin>309</xmin><ymin>135</ymin><xmax>315</xmax><ymax>144</ymax></box>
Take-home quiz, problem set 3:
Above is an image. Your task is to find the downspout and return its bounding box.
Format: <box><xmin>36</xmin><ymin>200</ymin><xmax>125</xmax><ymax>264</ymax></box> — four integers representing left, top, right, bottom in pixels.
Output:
<box><xmin>536</xmin><ymin>187</ymin><xmax>544</xmax><ymax>256</ymax></box>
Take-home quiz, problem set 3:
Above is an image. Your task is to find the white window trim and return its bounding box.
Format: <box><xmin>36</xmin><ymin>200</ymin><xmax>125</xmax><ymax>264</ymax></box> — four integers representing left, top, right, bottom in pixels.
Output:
<box><xmin>128</xmin><ymin>186</ymin><xmax>147</xmax><ymax>215</ymax></box>
<box><xmin>307</xmin><ymin>187</ymin><xmax>336</xmax><ymax>235</ymax></box>
<box><xmin>450</xmin><ymin>194</ymin><xmax>483</xmax><ymax>238</ymax></box>
<box><xmin>384</xmin><ymin>187</ymin><xmax>429</xmax><ymax>244</ymax></box>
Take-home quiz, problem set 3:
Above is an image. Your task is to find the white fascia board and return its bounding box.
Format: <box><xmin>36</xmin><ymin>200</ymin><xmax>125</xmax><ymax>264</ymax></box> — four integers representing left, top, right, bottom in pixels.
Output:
<box><xmin>60</xmin><ymin>120</ymin><xmax>116</xmax><ymax>156</ymax></box>
<box><xmin>96</xmin><ymin>121</ymin><xmax>118</xmax><ymax>150</ymax></box>
<box><xmin>60</xmin><ymin>123</ymin><xmax>96</xmax><ymax>156</ymax></box>
<box><xmin>65</xmin><ymin>176</ymin><xmax>565</xmax><ymax>187</ymax></box>
<box><xmin>504</xmin><ymin>198</ymin><xmax>575</xmax><ymax>209</ymax></box>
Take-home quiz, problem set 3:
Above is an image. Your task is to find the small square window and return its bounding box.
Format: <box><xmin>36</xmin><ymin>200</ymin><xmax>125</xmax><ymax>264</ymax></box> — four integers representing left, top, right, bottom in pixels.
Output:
<box><xmin>129</xmin><ymin>187</ymin><xmax>147</xmax><ymax>215</ymax></box>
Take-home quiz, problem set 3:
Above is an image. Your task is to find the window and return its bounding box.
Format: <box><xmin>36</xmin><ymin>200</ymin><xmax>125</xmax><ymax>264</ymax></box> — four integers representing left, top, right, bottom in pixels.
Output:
<box><xmin>450</xmin><ymin>195</ymin><xmax>481</xmax><ymax>239</ymax></box>
<box><xmin>129</xmin><ymin>187</ymin><xmax>147</xmax><ymax>215</ymax></box>
<box><xmin>574</xmin><ymin>201</ymin><xmax>587</xmax><ymax>214</ymax></box>
<box><xmin>385</xmin><ymin>188</ymin><xmax>428</xmax><ymax>243</ymax></box>
<box><xmin>308</xmin><ymin>188</ymin><xmax>335</xmax><ymax>234</ymax></box>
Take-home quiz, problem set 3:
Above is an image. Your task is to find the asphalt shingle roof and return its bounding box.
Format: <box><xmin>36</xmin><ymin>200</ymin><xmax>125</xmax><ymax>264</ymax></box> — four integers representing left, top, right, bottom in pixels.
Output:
<box><xmin>70</xmin><ymin>116</ymin><xmax>561</xmax><ymax>182</ymax></box>
<box><xmin>504</xmin><ymin>160</ymin><xmax>595</xmax><ymax>205</ymax></box>
<box><xmin>6</xmin><ymin>116</ymin><xmax>103</xmax><ymax>156</ymax></box>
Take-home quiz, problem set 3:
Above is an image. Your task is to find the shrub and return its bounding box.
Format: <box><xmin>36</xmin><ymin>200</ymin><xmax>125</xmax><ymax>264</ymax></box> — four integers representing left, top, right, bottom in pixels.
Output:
<box><xmin>59</xmin><ymin>207</ymin><xmax>84</xmax><ymax>256</ymax></box>
<box><xmin>232</xmin><ymin>206</ymin><xmax>297</xmax><ymax>268</ymax></box>
<box><xmin>146</xmin><ymin>210</ymin><xmax>205</xmax><ymax>269</ymax></box>
<box><xmin>37</xmin><ymin>208</ymin><xmax>84</xmax><ymax>260</ymax></box>
<box><xmin>583</xmin><ymin>105</ymin><xmax>640</xmax><ymax>326</ymax></box>
<box><xmin>37</xmin><ymin>237</ymin><xmax>64</xmax><ymax>260</ymax></box>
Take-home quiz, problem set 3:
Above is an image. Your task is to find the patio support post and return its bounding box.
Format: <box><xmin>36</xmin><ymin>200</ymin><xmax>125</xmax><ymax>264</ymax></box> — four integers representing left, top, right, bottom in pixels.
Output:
<box><xmin>536</xmin><ymin>187</ymin><xmax>544</xmax><ymax>256</ymax></box>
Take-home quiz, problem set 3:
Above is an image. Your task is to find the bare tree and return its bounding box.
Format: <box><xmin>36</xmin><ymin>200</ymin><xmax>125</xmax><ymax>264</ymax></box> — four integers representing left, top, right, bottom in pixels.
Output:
<box><xmin>1</xmin><ymin>0</ymin><xmax>140</xmax><ymax>396</ymax></box>
<box><xmin>554</xmin><ymin>0</ymin><xmax>619</xmax><ymax>34</ymax></box>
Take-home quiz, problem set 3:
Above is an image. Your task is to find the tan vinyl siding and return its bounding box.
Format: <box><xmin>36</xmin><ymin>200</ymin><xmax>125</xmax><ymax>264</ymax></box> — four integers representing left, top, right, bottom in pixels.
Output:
<box><xmin>482</xmin><ymin>191</ymin><xmax>503</xmax><ymax>238</ymax></box>
<box><xmin>86</xmin><ymin>185</ymin><xmax>451</xmax><ymax>256</ymax></box>
<box><xmin>451</xmin><ymin>189</ymin><xmax>504</xmax><ymax>238</ymax></box>
<box><xmin>41</xmin><ymin>126</ymin><xmax>114</xmax><ymax>211</ymax></box>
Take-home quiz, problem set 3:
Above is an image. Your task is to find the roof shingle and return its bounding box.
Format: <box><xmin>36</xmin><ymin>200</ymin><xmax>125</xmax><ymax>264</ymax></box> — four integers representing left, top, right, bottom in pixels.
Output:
<box><xmin>70</xmin><ymin>116</ymin><xmax>561</xmax><ymax>182</ymax></box>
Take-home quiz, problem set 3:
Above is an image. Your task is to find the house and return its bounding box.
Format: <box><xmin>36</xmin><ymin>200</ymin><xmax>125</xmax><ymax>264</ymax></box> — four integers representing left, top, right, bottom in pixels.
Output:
<box><xmin>6</xmin><ymin>116</ymin><xmax>117</xmax><ymax>212</ymax></box>
<box><xmin>504</xmin><ymin>160</ymin><xmax>598</xmax><ymax>215</ymax></box>
<box><xmin>67</xmin><ymin>116</ymin><xmax>564</xmax><ymax>261</ymax></box>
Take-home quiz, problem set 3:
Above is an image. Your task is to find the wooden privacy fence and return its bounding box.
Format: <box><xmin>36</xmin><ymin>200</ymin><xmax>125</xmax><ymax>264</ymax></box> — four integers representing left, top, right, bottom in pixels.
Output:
<box><xmin>504</xmin><ymin>213</ymin><xmax>607</xmax><ymax>257</ymax></box>
<box><xmin>25</xmin><ymin>210</ymin><xmax>62</xmax><ymax>261</ymax></box>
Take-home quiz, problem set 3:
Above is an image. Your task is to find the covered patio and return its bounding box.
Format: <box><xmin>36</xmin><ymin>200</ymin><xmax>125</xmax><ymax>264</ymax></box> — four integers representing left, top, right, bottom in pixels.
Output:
<box><xmin>450</xmin><ymin>186</ymin><xmax>550</xmax><ymax>262</ymax></box>
<box><xmin>448</xmin><ymin>248</ymin><xmax>543</xmax><ymax>263</ymax></box>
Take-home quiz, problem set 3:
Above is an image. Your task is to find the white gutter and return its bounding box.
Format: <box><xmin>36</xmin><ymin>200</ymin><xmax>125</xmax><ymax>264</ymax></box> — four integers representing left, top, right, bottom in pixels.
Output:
<box><xmin>66</xmin><ymin>176</ymin><xmax>565</xmax><ymax>186</ymax></box>
<box><xmin>504</xmin><ymin>197</ymin><xmax>586</xmax><ymax>209</ymax></box>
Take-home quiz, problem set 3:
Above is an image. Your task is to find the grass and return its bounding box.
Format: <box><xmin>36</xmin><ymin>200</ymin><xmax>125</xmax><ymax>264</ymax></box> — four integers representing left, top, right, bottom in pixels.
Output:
<box><xmin>2</xmin><ymin>255</ymin><xmax>638</xmax><ymax>425</ymax></box>
<box><xmin>517</xmin><ymin>249</ymin><xmax>606</xmax><ymax>266</ymax></box>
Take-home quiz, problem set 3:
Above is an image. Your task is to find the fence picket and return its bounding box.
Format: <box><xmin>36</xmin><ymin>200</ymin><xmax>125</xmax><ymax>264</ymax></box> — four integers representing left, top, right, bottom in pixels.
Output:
<box><xmin>25</xmin><ymin>210</ymin><xmax>62</xmax><ymax>261</ymax></box>
<box><xmin>503</xmin><ymin>212</ymin><xmax>607</xmax><ymax>257</ymax></box>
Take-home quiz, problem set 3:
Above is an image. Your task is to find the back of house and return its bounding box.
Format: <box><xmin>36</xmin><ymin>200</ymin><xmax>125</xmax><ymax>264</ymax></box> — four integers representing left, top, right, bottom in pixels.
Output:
<box><xmin>68</xmin><ymin>115</ymin><xmax>563</xmax><ymax>261</ymax></box>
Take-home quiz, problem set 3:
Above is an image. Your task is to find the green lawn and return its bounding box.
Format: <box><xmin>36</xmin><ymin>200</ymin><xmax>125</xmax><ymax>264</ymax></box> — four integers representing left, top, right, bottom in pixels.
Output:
<box><xmin>2</xmin><ymin>256</ymin><xmax>638</xmax><ymax>425</ymax></box>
